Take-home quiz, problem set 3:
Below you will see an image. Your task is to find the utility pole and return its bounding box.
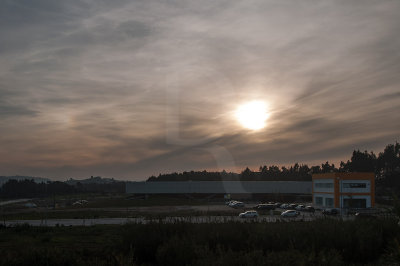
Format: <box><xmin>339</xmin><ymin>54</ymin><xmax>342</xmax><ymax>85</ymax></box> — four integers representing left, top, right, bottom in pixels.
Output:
<box><xmin>2</xmin><ymin>206</ymin><xmax>5</xmax><ymax>227</ymax></box>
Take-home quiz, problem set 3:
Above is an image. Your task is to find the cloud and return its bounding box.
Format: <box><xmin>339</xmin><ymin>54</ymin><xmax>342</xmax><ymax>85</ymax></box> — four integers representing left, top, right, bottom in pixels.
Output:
<box><xmin>0</xmin><ymin>0</ymin><xmax>399</xmax><ymax>179</ymax></box>
<box><xmin>0</xmin><ymin>102</ymin><xmax>38</xmax><ymax>117</ymax></box>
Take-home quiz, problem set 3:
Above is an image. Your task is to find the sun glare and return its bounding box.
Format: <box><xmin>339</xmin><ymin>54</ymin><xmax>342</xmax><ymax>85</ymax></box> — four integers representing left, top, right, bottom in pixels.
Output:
<box><xmin>235</xmin><ymin>101</ymin><xmax>269</xmax><ymax>130</ymax></box>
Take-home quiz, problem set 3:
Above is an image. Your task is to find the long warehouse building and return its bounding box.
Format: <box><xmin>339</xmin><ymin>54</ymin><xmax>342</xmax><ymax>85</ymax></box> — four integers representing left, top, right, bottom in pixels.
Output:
<box><xmin>126</xmin><ymin>173</ymin><xmax>375</xmax><ymax>209</ymax></box>
<box><xmin>126</xmin><ymin>181</ymin><xmax>312</xmax><ymax>194</ymax></box>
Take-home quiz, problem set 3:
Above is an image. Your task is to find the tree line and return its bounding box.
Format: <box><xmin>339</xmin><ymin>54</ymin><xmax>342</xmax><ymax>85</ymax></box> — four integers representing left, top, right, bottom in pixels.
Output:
<box><xmin>0</xmin><ymin>179</ymin><xmax>125</xmax><ymax>199</ymax></box>
<box><xmin>147</xmin><ymin>142</ymin><xmax>400</xmax><ymax>184</ymax></box>
<box><xmin>1</xmin><ymin>142</ymin><xmax>399</xmax><ymax>198</ymax></box>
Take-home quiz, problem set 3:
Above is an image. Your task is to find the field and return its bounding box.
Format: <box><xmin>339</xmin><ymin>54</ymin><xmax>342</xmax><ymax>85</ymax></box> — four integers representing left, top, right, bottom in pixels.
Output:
<box><xmin>1</xmin><ymin>194</ymin><xmax>400</xmax><ymax>265</ymax></box>
<box><xmin>1</xmin><ymin>194</ymin><xmax>288</xmax><ymax>221</ymax></box>
<box><xmin>1</xmin><ymin>218</ymin><xmax>400</xmax><ymax>265</ymax></box>
<box><xmin>1</xmin><ymin>194</ymin><xmax>391</xmax><ymax>223</ymax></box>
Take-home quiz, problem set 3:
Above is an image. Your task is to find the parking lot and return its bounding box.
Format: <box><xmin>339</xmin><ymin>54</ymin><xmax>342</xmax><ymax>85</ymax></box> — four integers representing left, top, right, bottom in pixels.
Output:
<box><xmin>3</xmin><ymin>200</ymin><xmax>363</xmax><ymax>227</ymax></box>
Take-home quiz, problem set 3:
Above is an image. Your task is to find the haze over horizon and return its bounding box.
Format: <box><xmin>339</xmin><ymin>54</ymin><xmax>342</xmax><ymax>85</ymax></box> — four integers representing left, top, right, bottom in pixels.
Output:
<box><xmin>1</xmin><ymin>0</ymin><xmax>399</xmax><ymax>180</ymax></box>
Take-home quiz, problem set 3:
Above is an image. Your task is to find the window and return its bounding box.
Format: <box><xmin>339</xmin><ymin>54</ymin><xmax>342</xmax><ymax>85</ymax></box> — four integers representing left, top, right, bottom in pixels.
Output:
<box><xmin>315</xmin><ymin>183</ymin><xmax>334</xmax><ymax>188</ymax></box>
<box><xmin>342</xmin><ymin>183</ymin><xmax>366</xmax><ymax>188</ymax></box>
<box><xmin>325</xmin><ymin>198</ymin><xmax>334</xmax><ymax>207</ymax></box>
<box><xmin>315</xmin><ymin>197</ymin><xmax>323</xmax><ymax>205</ymax></box>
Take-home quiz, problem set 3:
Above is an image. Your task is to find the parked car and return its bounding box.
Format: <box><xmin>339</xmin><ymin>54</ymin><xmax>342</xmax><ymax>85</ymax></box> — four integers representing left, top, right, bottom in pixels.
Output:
<box><xmin>274</xmin><ymin>202</ymin><xmax>281</xmax><ymax>208</ymax></box>
<box><xmin>281</xmin><ymin>210</ymin><xmax>299</xmax><ymax>217</ymax></box>
<box><xmin>227</xmin><ymin>200</ymin><xmax>236</xmax><ymax>206</ymax></box>
<box><xmin>226</xmin><ymin>200</ymin><xmax>238</xmax><ymax>206</ymax></box>
<box><xmin>355</xmin><ymin>212</ymin><xmax>377</xmax><ymax>219</ymax></box>
<box><xmin>239</xmin><ymin>210</ymin><xmax>259</xmax><ymax>218</ymax></box>
<box><xmin>72</xmin><ymin>200</ymin><xmax>88</xmax><ymax>206</ymax></box>
<box><xmin>295</xmin><ymin>205</ymin><xmax>305</xmax><ymax>211</ymax></box>
<box><xmin>322</xmin><ymin>208</ymin><xmax>339</xmax><ymax>215</ymax></box>
<box><xmin>228</xmin><ymin>200</ymin><xmax>238</xmax><ymax>206</ymax></box>
<box><xmin>304</xmin><ymin>206</ymin><xmax>315</xmax><ymax>213</ymax></box>
<box><xmin>255</xmin><ymin>204</ymin><xmax>275</xmax><ymax>210</ymax></box>
<box><xmin>280</xmin><ymin>203</ymin><xmax>289</xmax><ymax>209</ymax></box>
<box><xmin>230</xmin><ymin>201</ymin><xmax>245</xmax><ymax>208</ymax></box>
<box><xmin>288</xmin><ymin>204</ymin><xmax>298</xmax><ymax>210</ymax></box>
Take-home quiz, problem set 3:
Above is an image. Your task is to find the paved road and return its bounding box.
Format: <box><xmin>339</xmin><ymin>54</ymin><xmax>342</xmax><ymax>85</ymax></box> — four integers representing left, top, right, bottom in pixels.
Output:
<box><xmin>3</xmin><ymin>214</ymin><xmax>353</xmax><ymax>227</ymax></box>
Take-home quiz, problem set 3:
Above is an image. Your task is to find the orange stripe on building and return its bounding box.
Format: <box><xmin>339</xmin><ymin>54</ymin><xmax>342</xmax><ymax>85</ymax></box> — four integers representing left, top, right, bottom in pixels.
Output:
<box><xmin>334</xmin><ymin>177</ymin><xmax>340</xmax><ymax>208</ymax></box>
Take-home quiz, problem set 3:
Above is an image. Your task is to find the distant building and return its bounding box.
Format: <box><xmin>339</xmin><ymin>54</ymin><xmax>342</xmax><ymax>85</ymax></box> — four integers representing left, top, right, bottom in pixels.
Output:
<box><xmin>312</xmin><ymin>172</ymin><xmax>375</xmax><ymax>209</ymax></box>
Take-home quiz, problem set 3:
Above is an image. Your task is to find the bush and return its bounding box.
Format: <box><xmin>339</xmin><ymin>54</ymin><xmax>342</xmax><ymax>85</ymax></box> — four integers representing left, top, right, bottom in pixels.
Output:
<box><xmin>1</xmin><ymin>219</ymin><xmax>400</xmax><ymax>265</ymax></box>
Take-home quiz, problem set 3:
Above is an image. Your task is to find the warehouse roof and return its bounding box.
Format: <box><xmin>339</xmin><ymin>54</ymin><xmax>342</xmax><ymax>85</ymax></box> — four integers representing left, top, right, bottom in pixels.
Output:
<box><xmin>126</xmin><ymin>181</ymin><xmax>312</xmax><ymax>194</ymax></box>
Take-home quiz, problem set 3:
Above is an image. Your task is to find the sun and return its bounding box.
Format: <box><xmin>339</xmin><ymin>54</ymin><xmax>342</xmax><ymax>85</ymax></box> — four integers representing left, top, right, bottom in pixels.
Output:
<box><xmin>235</xmin><ymin>101</ymin><xmax>269</xmax><ymax>130</ymax></box>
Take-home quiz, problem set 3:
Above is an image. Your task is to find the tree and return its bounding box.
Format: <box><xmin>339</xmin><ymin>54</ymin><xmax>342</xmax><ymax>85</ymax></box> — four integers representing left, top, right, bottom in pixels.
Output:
<box><xmin>378</xmin><ymin>142</ymin><xmax>400</xmax><ymax>174</ymax></box>
<box><xmin>241</xmin><ymin>167</ymin><xmax>253</xmax><ymax>180</ymax></box>
<box><xmin>342</xmin><ymin>150</ymin><xmax>377</xmax><ymax>172</ymax></box>
<box><xmin>321</xmin><ymin>161</ymin><xmax>335</xmax><ymax>173</ymax></box>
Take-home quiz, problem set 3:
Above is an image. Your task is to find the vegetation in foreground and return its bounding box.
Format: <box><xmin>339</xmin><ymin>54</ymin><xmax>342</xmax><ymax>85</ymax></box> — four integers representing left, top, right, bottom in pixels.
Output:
<box><xmin>1</xmin><ymin>218</ymin><xmax>400</xmax><ymax>265</ymax></box>
<box><xmin>1</xmin><ymin>209</ymin><xmax>246</xmax><ymax>221</ymax></box>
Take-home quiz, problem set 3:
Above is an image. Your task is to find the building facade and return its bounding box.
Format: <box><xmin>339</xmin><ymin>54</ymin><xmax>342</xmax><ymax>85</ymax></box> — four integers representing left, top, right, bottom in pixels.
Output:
<box><xmin>312</xmin><ymin>172</ymin><xmax>375</xmax><ymax>209</ymax></box>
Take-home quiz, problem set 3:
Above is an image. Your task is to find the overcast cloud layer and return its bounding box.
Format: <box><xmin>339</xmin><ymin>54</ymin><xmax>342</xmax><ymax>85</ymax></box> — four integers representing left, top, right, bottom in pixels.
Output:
<box><xmin>1</xmin><ymin>0</ymin><xmax>399</xmax><ymax>180</ymax></box>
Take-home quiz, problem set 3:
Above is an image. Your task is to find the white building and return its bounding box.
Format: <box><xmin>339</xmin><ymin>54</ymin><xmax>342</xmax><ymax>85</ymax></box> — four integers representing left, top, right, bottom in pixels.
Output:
<box><xmin>312</xmin><ymin>173</ymin><xmax>375</xmax><ymax>209</ymax></box>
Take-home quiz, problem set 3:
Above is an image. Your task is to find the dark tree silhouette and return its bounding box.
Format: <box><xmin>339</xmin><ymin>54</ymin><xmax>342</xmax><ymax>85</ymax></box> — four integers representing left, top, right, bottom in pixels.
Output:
<box><xmin>339</xmin><ymin>150</ymin><xmax>376</xmax><ymax>172</ymax></box>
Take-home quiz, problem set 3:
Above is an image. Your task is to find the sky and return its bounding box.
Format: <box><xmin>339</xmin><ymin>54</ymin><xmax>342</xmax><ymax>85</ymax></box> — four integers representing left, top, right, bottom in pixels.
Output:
<box><xmin>0</xmin><ymin>0</ymin><xmax>399</xmax><ymax>181</ymax></box>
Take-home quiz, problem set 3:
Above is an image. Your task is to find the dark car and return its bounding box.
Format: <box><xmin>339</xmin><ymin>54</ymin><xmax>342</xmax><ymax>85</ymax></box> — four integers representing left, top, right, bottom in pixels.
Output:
<box><xmin>322</xmin><ymin>208</ymin><xmax>339</xmax><ymax>215</ymax></box>
<box><xmin>255</xmin><ymin>204</ymin><xmax>276</xmax><ymax>210</ymax></box>
<box><xmin>355</xmin><ymin>212</ymin><xmax>377</xmax><ymax>219</ymax></box>
<box><xmin>304</xmin><ymin>206</ymin><xmax>315</xmax><ymax>213</ymax></box>
<box><xmin>288</xmin><ymin>204</ymin><xmax>298</xmax><ymax>210</ymax></box>
<box><xmin>281</xmin><ymin>210</ymin><xmax>300</xmax><ymax>217</ymax></box>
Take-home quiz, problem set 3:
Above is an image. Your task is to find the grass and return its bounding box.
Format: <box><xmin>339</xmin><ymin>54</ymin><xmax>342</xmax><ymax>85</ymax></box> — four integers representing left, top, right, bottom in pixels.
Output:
<box><xmin>2</xmin><ymin>194</ymin><xmax>275</xmax><ymax>220</ymax></box>
<box><xmin>2</xmin><ymin>194</ymin><xmax>212</xmax><ymax>211</ymax></box>
<box><xmin>2</xmin><ymin>209</ymin><xmax>280</xmax><ymax>220</ymax></box>
<box><xmin>83</xmin><ymin>195</ymin><xmax>211</xmax><ymax>208</ymax></box>
<box><xmin>11</xmin><ymin>194</ymin><xmax>215</xmax><ymax>208</ymax></box>
<box><xmin>2</xmin><ymin>210</ymin><xmax>124</xmax><ymax>220</ymax></box>
<box><xmin>1</xmin><ymin>218</ymin><xmax>400</xmax><ymax>265</ymax></box>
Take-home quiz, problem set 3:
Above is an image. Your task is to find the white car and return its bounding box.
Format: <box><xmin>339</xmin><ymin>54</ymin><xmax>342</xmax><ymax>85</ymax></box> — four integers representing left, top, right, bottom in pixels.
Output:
<box><xmin>228</xmin><ymin>200</ymin><xmax>238</xmax><ymax>206</ymax></box>
<box><xmin>239</xmin><ymin>210</ymin><xmax>259</xmax><ymax>218</ymax></box>
<box><xmin>281</xmin><ymin>210</ymin><xmax>299</xmax><ymax>217</ymax></box>
<box><xmin>226</xmin><ymin>200</ymin><xmax>236</xmax><ymax>206</ymax></box>
<box><xmin>230</xmin><ymin>201</ymin><xmax>245</xmax><ymax>208</ymax></box>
